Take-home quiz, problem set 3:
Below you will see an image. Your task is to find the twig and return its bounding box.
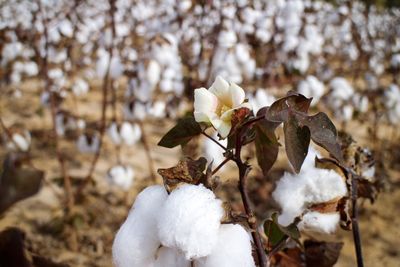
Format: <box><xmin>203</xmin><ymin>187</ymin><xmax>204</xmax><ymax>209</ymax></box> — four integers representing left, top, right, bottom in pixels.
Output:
<box><xmin>138</xmin><ymin>121</ymin><xmax>157</xmax><ymax>183</ymax></box>
<box><xmin>76</xmin><ymin>0</ymin><xmax>115</xmax><ymax>196</ymax></box>
<box><xmin>351</xmin><ymin>173</ymin><xmax>364</xmax><ymax>267</ymax></box>
<box><xmin>211</xmin><ymin>157</ymin><xmax>230</xmax><ymax>175</ymax></box>
<box><xmin>235</xmin><ymin>126</ymin><xmax>268</xmax><ymax>267</ymax></box>
<box><xmin>201</xmin><ymin>131</ymin><xmax>227</xmax><ymax>152</ymax></box>
<box><xmin>38</xmin><ymin>0</ymin><xmax>74</xmax><ymax>212</ymax></box>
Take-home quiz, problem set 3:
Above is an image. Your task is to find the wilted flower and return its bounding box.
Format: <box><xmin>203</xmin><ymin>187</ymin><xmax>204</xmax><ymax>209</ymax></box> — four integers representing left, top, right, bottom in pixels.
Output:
<box><xmin>194</xmin><ymin>76</ymin><xmax>251</xmax><ymax>138</ymax></box>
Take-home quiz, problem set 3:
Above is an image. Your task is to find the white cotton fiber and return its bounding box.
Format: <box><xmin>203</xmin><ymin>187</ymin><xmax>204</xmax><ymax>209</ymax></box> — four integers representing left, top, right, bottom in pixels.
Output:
<box><xmin>157</xmin><ymin>184</ymin><xmax>224</xmax><ymax>259</ymax></box>
<box><xmin>298</xmin><ymin>212</ymin><xmax>340</xmax><ymax>234</ymax></box>
<box><xmin>195</xmin><ymin>224</ymin><xmax>256</xmax><ymax>267</ymax></box>
<box><xmin>107</xmin><ymin>165</ymin><xmax>135</xmax><ymax>190</ymax></box>
<box><xmin>154</xmin><ymin>247</ymin><xmax>190</xmax><ymax>267</ymax></box>
<box><xmin>113</xmin><ymin>185</ymin><xmax>168</xmax><ymax>267</ymax></box>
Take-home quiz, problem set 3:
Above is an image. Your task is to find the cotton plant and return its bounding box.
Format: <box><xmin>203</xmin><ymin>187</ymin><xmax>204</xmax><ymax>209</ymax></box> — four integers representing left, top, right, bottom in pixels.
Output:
<box><xmin>111</xmin><ymin>76</ymin><xmax>373</xmax><ymax>267</ymax></box>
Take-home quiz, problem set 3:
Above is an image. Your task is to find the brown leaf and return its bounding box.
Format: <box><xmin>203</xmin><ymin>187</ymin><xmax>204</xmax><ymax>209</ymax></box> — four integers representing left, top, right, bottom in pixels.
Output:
<box><xmin>0</xmin><ymin>153</ymin><xmax>44</xmax><ymax>214</ymax></box>
<box><xmin>304</xmin><ymin>240</ymin><xmax>343</xmax><ymax>267</ymax></box>
<box><xmin>284</xmin><ymin>114</ymin><xmax>311</xmax><ymax>173</ymax></box>
<box><xmin>157</xmin><ymin>157</ymin><xmax>207</xmax><ymax>192</ymax></box>
<box><xmin>266</xmin><ymin>93</ymin><xmax>312</xmax><ymax>122</ymax></box>
<box><xmin>271</xmin><ymin>248</ymin><xmax>304</xmax><ymax>267</ymax></box>
<box><xmin>229</xmin><ymin>107</ymin><xmax>252</xmax><ymax>137</ymax></box>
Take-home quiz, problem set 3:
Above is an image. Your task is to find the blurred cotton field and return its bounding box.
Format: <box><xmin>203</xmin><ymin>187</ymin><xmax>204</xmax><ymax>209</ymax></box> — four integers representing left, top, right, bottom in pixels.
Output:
<box><xmin>0</xmin><ymin>0</ymin><xmax>400</xmax><ymax>266</ymax></box>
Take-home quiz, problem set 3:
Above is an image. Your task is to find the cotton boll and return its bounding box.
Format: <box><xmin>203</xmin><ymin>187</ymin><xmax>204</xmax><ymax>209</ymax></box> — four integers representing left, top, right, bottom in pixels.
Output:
<box><xmin>218</xmin><ymin>30</ymin><xmax>237</xmax><ymax>48</ymax></box>
<box><xmin>160</xmin><ymin>78</ymin><xmax>174</xmax><ymax>93</ymax></box>
<box><xmin>154</xmin><ymin>247</ymin><xmax>190</xmax><ymax>267</ymax></box>
<box><xmin>150</xmin><ymin>101</ymin><xmax>166</xmax><ymax>119</ymax></box>
<box><xmin>391</xmin><ymin>54</ymin><xmax>400</xmax><ymax>68</ymax></box>
<box><xmin>297</xmin><ymin>76</ymin><xmax>325</xmax><ymax>106</ymax></box>
<box><xmin>147</xmin><ymin>60</ymin><xmax>161</xmax><ymax>86</ymax></box>
<box><xmin>249</xmin><ymin>89</ymin><xmax>276</xmax><ymax>114</ymax></box>
<box><xmin>298</xmin><ymin>212</ymin><xmax>340</xmax><ymax>234</ymax></box>
<box><xmin>107</xmin><ymin>165</ymin><xmax>135</xmax><ymax>190</ymax></box>
<box><xmin>329</xmin><ymin>77</ymin><xmax>354</xmax><ymax>100</ymax></box>
<box><xmin>195</xmin><ymin>224</ymin><xmax>256</xmax><ymax>267</ymax></box>
<box><xmin>77</xmin><ymin>133</ymin><xmax>100</xmax><ymax>154</ymax></box>
<box><xmin>6</xmin><ymin>131</ymin><xmax>31</xmax><ymax>152</ymax></box>
<box><xmin>72</xmin><ymin>78</ymin><xmax>89</xmax><ymax>96</ymax></box>
<box><xmin>120</xmin><ymin>122</ymin><xmax>141</xmax><ymax>145</ymax></box>
<box><xmin>113</xmin><ymin>185</ymin><xmax>168</xmax><ymax>267</ymax></box>
<box><xmin>108</xmin><ymin>122</ymin><xmax>122</xmax><ymax>145</ymax></box>
<box><xmin>157</xmin><ymin>184</ymin><xmax>224</xmax><ymax>259</ymax></box>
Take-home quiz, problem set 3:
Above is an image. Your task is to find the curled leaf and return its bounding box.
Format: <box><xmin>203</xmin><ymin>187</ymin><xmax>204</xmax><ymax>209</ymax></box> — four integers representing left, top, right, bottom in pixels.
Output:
<box><xmin>157</xmin><ymin>157</ymin><xmax>207</xmax><ymax>192</ymax></box>
<box><xmin>158</xmin><ymin>116</ymin><xmax>202</xmax><ymax>148</ymax></box>
<box><xmin>266</xmin><ymin>93</ymin><xmax>312</xmax><ymax>122</ymax></box>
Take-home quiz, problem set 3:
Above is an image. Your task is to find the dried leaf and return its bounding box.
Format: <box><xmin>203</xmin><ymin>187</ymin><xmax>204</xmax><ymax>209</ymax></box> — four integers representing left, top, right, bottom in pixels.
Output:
<box><xmin>266</xmin><ymin>93</ymin><xmax>312</xmax><ymax>122</ymax></box>
<box><xmin>0</xmin><ymin>153</ymin><xmax>44</xmax><ymax>214</ymax></box>
<box><xmin>254</xmin><ymin>109</ymin><xmax>280</xmax><ymax>176</ymax></box>
<box><xmin>157</xmin><ymin>157</ymin><xmax>207</xmax><ymax>192</ymax></box>
<box><xmin>158</xmin><ymin>116</ymin><xmax>202</xmax><ymax>148</ymax></box>
<box><xmin>298</xmin><ymin>112</ymin><xmax>343</xmax><ymax>163</ymax></box>
<box><xmin>304</xmin><ymin>240</ymin><xmax>343</xmax><ymax>267</ymax></box>
<box><xmin>284</xmin><ymin>115</ymin><xmax>310</xmax><ymax>173</ymax></box>
<box><xmin>229</xmin><ymin>107</ymin><xmax>252</xmax><ymax>136</ymax></box>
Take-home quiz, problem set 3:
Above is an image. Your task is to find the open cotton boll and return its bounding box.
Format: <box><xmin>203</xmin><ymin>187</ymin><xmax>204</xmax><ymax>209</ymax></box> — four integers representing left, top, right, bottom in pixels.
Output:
<box><xmin>77</xmin><ymin>133</ymin><xmax>100</xmax><ymax>154</ymax></box>
<box><xmin>298</xmin><ymin>212</ymin><xmax>340</xmax><ymax>234</ymax></box>
<box><xmin>154</xmin><ymin>247</ymin><xmax>190</xmax><ymax>267</ymax></box>
<box><xmin>72</xmin><ymin>78</ymin><xmax>89</xmax><ymax>96</ymax></box>
<box><xmin>195</xmin><ymin>224</ymin><xmax>256</xmax><ymax>267</ymax></box>
<box><xmin>108</xmin><ymin>122</ymin><xmax>122</xmax><ymax>145</ymax></box>
<box><xmin>329</xmin><ymin>77</ymin><xmax>354</xmax><ymax>100</ymax></box>
<box><xmin>120</xmin><ymin>122</ymin><xmax>141</xmax><ymax>145</ymax></box>
<box><xmin>297</xmin><ymin>76</ymin><xmax>325</xmax><ymax>106</ymax></box>
<box><xmin>6</xmin><ymin>131</ymin><xmax>31</xmax><ymax>152</ymax></box>
<box><xmin>157</xmin><ymin>184</ymin><xmax>224</xmax><ymax>260</ymax></box>
<box><xmin>107</xmin><ymin>165</ymin><xmax>135</xmax><ymax>190</ymax></box>
<box><xmin>113</xmin><ymin>185</ymin><xmax>168</xmax><ymax>267</ymax></box>
<box><xmin>146</xmin><ymin>60</ymin><xmax>161</xmax><ymax>86</ymax></box>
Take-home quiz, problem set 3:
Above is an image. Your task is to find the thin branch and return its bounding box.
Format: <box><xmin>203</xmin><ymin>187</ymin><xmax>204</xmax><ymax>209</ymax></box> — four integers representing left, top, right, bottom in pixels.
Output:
<box><xmin>138</xmin><ymin>121</ymin><xmax>157</xmax><ymax>183</ymax></box>
<box><xmin>201</xmin><ymin>131</ymin><xmax>227</xmax><ymax>152</ymax></box>
<box><xmin>351</xmin><ymin>173</ymin><xmax>364</xmax><ymax>267</ymax></box>
<box><xmin>38</xmin><ymin>0</ymin><xmax>74</xmax><ymax>212</ymax></box>
<box><xmin>235</xmin><ymin>126</ymin><xmax>268</xmax><ymax>267</ymax></box>
<box><xmin>211</xmin><ymin>157</ymin><xmax>230</xmax><ymax>175</ymax></box>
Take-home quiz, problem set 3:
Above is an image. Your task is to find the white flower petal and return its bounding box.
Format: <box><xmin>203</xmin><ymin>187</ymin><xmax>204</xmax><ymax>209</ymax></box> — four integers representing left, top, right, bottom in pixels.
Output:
<box><xmin>229</xmin><ymin>83</ymin><xmax>246</xmax><ymax>107</ymax></box>
<box><xmin>194</xmin><ymin>88</ymin><xmax>219</xmax><ymax>114</ymax></box>
<box><xmin>209</xmin><ymin>76</ymin><xmax>231</xmax><ymax>106</ymax></box>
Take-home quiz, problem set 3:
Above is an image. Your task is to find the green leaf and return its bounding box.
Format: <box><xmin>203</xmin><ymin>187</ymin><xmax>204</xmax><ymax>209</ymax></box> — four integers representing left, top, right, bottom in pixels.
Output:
<box><xmin>264</xmin><ymin>213</ymin><xmax>300</xmax><ymax>248</ymax></box>
<box><xmin>284</xmin><ymin>114</ymin><xmax>311</xmax><ymax>173</ymax></box>
<box><xmin>0</xmin><ymin>153</ymin><xmax>44</xmax><ymax>214</ymax></box>
<box><xmin>158</xmin><ymin>117</ymin><xmax>202</xmax><ymax>148</ymax></box>
<box><xmin>266</xmin><ymin>93</ymin><xmax>312</xmax><ymax>122</ymax></box>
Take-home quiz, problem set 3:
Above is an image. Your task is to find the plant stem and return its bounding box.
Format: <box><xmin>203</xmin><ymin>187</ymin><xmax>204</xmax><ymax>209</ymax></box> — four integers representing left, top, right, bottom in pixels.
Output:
<box><xmin>38</xmin><ymin>0</ymin><xmax>74</xmax><ymax>212</ymax></box>
<box><xmin>201</xmin><ymin>131</ymin><xmax>227</xmax><ymax>151</ymax></box>
<box><xmin>351</xmin><ymin>173</ymin><xmax>364</xmax><ymax>267</ymax></box>
<box><xmin>235</xmin><ymin>127</ymin><xmax>268</xmax><ymax>267</ymax></box>
<box><xmin>139</xmin><ymin>121</ymin><xmax>157</xmax><ymax>182</ymax></box>
<box><xmin>211</xmin><ymin>157</ymin><xmax>230</xmax><ymax>175</ymax></box>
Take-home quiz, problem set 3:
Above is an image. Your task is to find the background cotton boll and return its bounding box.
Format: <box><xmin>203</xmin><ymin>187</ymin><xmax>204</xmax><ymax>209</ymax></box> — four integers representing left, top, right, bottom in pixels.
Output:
<box><xmin>297</xmin><ymin>75</ymin><xmax>325</xmax><ymax>106</ymax></box>
<box><xmin>150</xmin><ymin>101</ymin><xmax>166</xmax><ymax>119</ymax></box>
<box><xmin>195</xmin><ymin>224</ymin><xmax>256</xmax><ymax>267</ymax></box>
<box><xmin>249</xmin><ymin>89</ymin><xmax>276</xmax><ymax>114</ymax></box>
<box><xmin>24</xmin><ymin>61</ymin><xmax>39</xmax><ymax>76</ymax></box>
<box><xmin>154</xmin><ymin>247</ymin><xmax>190</xmax><ymax>267</ymax></box>
<box><xmin>160</xmin><ymin>78</ymin><xmax>173</xmax><ymax>92</ymax></box>
<box><xmin>58</xmin><ymin>19</ymin><xmax>73</xmax><ymax>37</ymax></box>
<box><xmin>113</xmin><ymin>185</ymin><xmax>168</xmax><ymax>267</ymax></box>
<box><xmin>123</xmin><ymin>101</ymin><xmax>147</xmax><ymax>121</ymax></box>
<box><xmin>329</xmin><ymin>77</ymin><xmax>354</xmax><ymax>100</ymax></box>
<box><xmin>72</xmin><ymin>78</ymin><xmax>89</xmax><ymax>96</ymax></box>
<box><xmin>107</xmin><ymin>122</ymin><xmax>122</xmax><ymax>145</ymax></box>
<box><xmin>146</xmin><ymin>60</ymin><xmax>161</xmax><ymax>87</ymax></box>
<box><xmin>6</xmin><ymin>131</ymin><xmax>31</xmax><ymax>152</ymax></box>
<box><xmin>352</xmin><ymin>94</ymin><xmax>369</xmax><ymax>113</ymax></box>
<box><xmin>390</xmin><ymin>53</ymin><xmax>400</xmax><ymax>68</ymax></box>
<box><xmin>77</xmin><ymin>133</ymin><xmax>100</xmax><ymax>154</ymax></box>
<box><xmin>298</xmin><ymin>212</ymin><xmax>340</xmax><ymax>235</ymax></box>
<box><xmin>120</xmin><ymin>122</ymin><xmax>141</xmax><ymax>145</ymax></box>
<box><xmin>107</xmin><ymin>165</ymin><xmax>134</xmax><ymax>190</ymax></box>
<box><xmin>157</xmin><ymin>184</ymin><xmax>224</xmax><ymax>259</ymax></box>
<box><xmin>218</xmin><ymin>30</ymin><xmax>237</xmax><ymax>48</ymax></box>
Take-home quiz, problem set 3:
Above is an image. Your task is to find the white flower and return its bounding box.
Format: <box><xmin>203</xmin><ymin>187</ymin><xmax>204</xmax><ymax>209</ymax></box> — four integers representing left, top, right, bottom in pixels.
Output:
<box><xmin>113</xmin><ymin>185</ymin><xmax>168</xmax><ymax>267</ymax></box>
<box><xmin>194</xmin><ymin>76</ymin><xmax>251</xmax><ymax>138</ymax></box>
<box><xmin>195</xmin><ymin>224</ymin><xmax>256</xmax><ymax>267</ymax></box>
<box><xmin>157</xmin><ymin>184</ymin><xmax>224</xmax><ymax>260</ymax></box>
